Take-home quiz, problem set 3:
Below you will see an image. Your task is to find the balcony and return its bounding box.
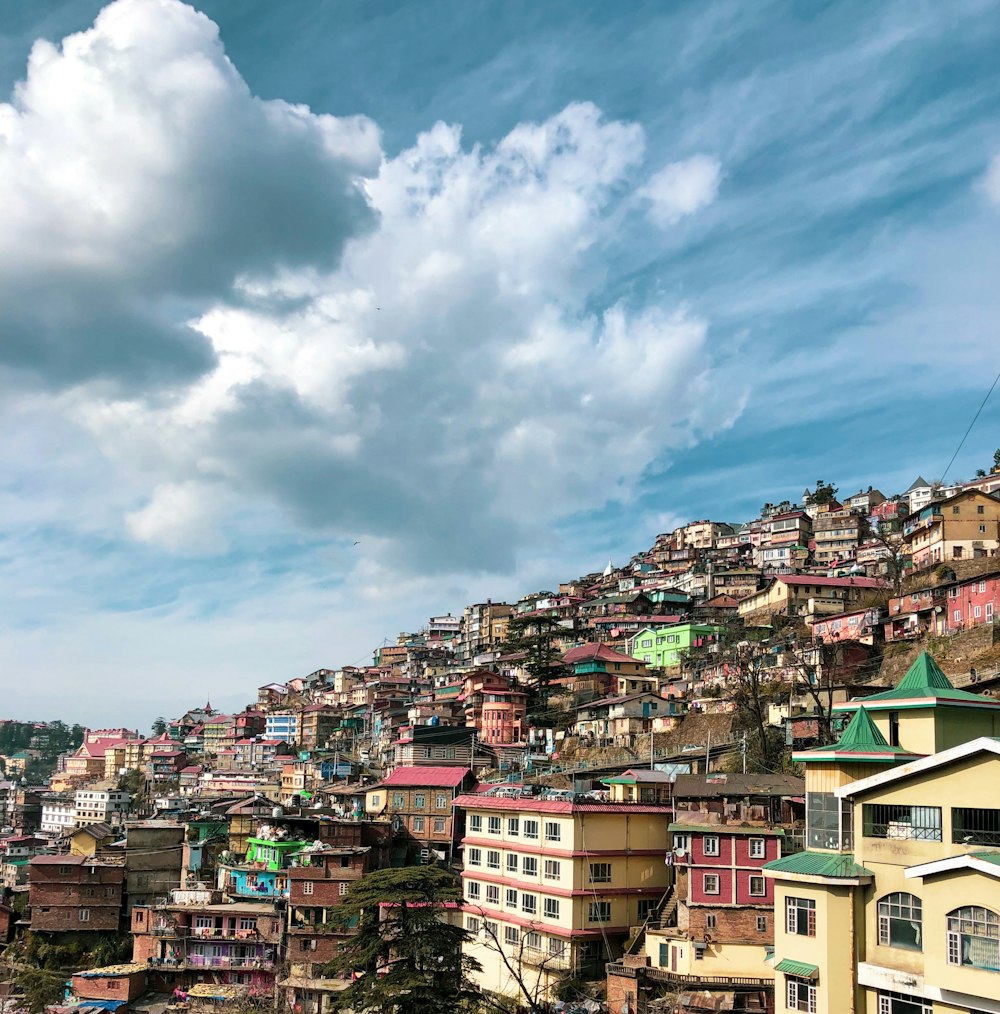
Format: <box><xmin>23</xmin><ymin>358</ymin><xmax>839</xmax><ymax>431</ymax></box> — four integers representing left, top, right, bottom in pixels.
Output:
<box><xmin>521</xmin><ymin>946</ymin><xmax>574</xmax><ymax>972</ymax></box>
<box><xmin>152</xmin><ymin>924</ymin><xmax>189</xmax><ymax>937</ymax></box>
<box><xmin>190</xmin><ymin>927</ymin><xmax>262</xmax><ymax>941</ymax></box>
<box><xmin>186</xmin><ymin>954</ymin><xmax>275</xmax><ymax>970</ymax></box>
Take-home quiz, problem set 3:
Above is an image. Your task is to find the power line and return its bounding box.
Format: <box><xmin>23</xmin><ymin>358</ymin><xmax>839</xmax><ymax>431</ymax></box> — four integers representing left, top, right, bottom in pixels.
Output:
<box><xmin>941</xmin><ymin>366</ymin><xmax>1000</xmax><ymax>483</ymax></box>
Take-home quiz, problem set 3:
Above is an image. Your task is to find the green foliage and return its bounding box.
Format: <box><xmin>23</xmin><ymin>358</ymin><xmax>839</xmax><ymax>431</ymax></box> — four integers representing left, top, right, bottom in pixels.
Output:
<box><xmin>151</xmin><ymin>717</ymin><xmax>167</xmax><ymax>735</ymax></box>
<box><xmin>501</xmin><ymin>615</ymin><xmax>571</xmax><ymax>723</ymax></box>
<box><xmin>804</xmin><ymin>479</ymin><xmax>838</xmax><ymax>506</ymax></box>
<box><xmin>330</xmin><ymin>866</ymin><xmax>481</xmax><ymax>1014</ymax></box>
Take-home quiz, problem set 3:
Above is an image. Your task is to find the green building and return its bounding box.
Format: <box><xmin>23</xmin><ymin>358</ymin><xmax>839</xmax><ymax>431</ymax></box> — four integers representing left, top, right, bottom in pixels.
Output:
<box><xmin>630</xmin><ymin>623</ymin><xmax>721</xmax><ymax>669</ymax></box>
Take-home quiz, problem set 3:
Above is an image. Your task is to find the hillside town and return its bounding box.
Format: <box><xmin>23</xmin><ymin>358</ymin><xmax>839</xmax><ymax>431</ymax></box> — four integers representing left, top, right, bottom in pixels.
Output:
<box><xmin>5</xmin><ymin>460</ymin><xmax>1000</xmax><ymax>1014</ymax></box>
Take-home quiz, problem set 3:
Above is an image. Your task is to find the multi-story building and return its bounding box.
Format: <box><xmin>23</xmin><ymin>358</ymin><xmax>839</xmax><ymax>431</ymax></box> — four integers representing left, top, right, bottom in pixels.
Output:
<box><xmin>392</xmin><ymin>724</ymin><xmax>476</xmax><ymax>767</ymax></box>
<box><xmin>765</xmin><ymin>651</ymin><xmax>1000</xmax><ymax>1014</ymax></box>
<box><xmin>74</xmin><ymin>788</ymin><xmax>131</xmax><ymax>826</ymax></box>
<box><xmin>365</xmin><ymin>765</ymin><xmax>476</xmax><ymax>864</ymax></box>
<box><xmin>131</xmin><ymin>887</ymin><xmax>283</xmax><ymax>996</ymax></box>
<box><xmin>40</xmin><ymin>793</ymin><xmax>77</xmax><ymax>834</ymax></box>
<box><xmin>125</xmin><ymin>821</ymin><xmax>185</xmax><ymax>912</ymax></box>
<box><xmin>455</xmin><ymin>787</ymin><xmax>672</xmax><ymax>1003</ymax></box>
<box><xmin>265</xmin><ymin>712</ymin><xmax>299</xmax><ymax>745</ymax></box>
<box><xmin>738</xmin><ymin>575</ymin><xmax>885</xmax><ymax>624</ymax></box>
<box><xmin>28</xmin><ymin>854</ymin><xmax>125</xmax><ymax>932</ymax></box>
<box><xmin>461</xmin><ymin>671</ymin><xmax>527</xmax><ymax>746</ymax></box>
<box><xmin>904</xmin><ymin>489</ymin><xmax>1000</xmax><ymax>570</ymax></box>
<box><xmin>298</xmin><ymin>704</ymin><xmax>338</xmax><ymax>753</ymax></box>
<box><xmin>813</xmin><ymin>508</ymin><xmax>865</xmax><ymax>565</ymax></box>
<box><xmin>630</xmin><ymin>623</ymin><xmax>721</xmax><ymax>670</ymax></box>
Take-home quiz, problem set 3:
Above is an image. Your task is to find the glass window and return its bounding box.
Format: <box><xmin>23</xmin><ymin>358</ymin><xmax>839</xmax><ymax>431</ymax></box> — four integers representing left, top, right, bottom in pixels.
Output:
<box><xmin>749</xmin><ymin>838</ymin><xmax>766</xmax><ymax>859</ymax></box>
<box><xmin>786</xmin><ymin>897</ymin><xmax>816</xmax><ymax>936</ymax></box>
<box><xmin>487</xmin><ymin>850</ymin><xmax>500</xmax><ymax>870</ymax></box>
<box><xmin>749</xmin><ymin>876</ymin><xmax>766</xmax><ymax>897</ymax></box>
<box><xmin>488</xmin><ymin>816</ymin><xmax>501</xmax><ymax>835</ymax></box>
<box><xmin>505</xmin><ymin>888</ymin><xmax>518</xmax><ymax>909</ymax></box>
<box><xmin>414</xmin><ymin>794</ymin><xmax>425</xmax><ymax>808</ymax></box>
<box><xmin>544</xmin><ymin>860</ymin><xmax>560</xmax><ymax>880</ymax></box>
<box><xmin>504</xmin><ymin>925</ymin><xmax>519</xmax><ymax>946</ymax></box>
<box><xmin>524</xmin><ymin>819</ymin><xmax>539</xmax><ymax>840</ymax></box>
<box><xmin>434</xmin><ymin>817</ymin><xmax>445</xmax><ymax>833</ymax></box>
<box><xmin>412</xmin><ymin>816</ymin><xmax>425</xmax><ymax>832</ymax></box>
<box><xmin>786</xmin><ymin>976</ymin><xmax>816</xmax><ymax>1013</ymax></box>
<box><xmin>703</xmin><ymin>874</ymin><xmax>720</xmax><ymax>894</ymax></box>
<box><xmin>486</xmin><ymin>884</ymin><xmax>499</xmax><ymax>905</ymax></box>
<box><xmin>588</xmin><ymin>901</ymin><xmax>611</xmax><ymax>922</ymax></box>
<box><xmin>469</xmin><ymin>814</ymin><xmax>482</xmax><ymax>833</ymax></box>
<box><xmin>703</xmin><ymin>836</ymin><xmax>720</xmax><ymax>856</ymax></box>
<box><xmin>878</xmin><ymin>893</ymin><xmax>921</xmax><ymax>951</ymax></box>
<box><xmin>435</xmin><ymin>794</ymin><xmax>448</xmax><ymax>809</ymax></box>
<box><xmin>947</xmin><ymin>906</ymin><xmax>1000</xmax><ymax>971</ymax></box>
<box><xmin>544</xmin><ymin>821</ymin><xmax>561</xmax><ymax>842</ymax></box>
<box><xmin>543</xmin><ymin>897</ymin><xmax>559</xmax><ymax>919</ymax></box>
<box><xmin>589</xmin><ymin>862</ymin><xmax>612</xmax><ymax>883</ymax></box>
<box><xmin>525</xmin><ymin>930</ymin><xmax>542</xmax><ymax>950</ymax></box>
<box><xmin>876</xmin><ymin>991</ymin><xmax>931</xmax><ymax>1014</ymax></box>
<box><xmin>506</xmin><ymin>853</ymin><xmax>518</xmax><ymax>873</ymax></box>
<box><xmin>507</xmin><ymin>817</ymin><xmax>519</xmax><ymax>836</ymax></box>
<box><xmin>522</xmin><ymin>856</ymin><xmax>538</xmax><ymax>877</ymax></box>
<box><xmin>521</xmin><ymin>894</ymin><xmax>537</xmax><ymax>915</ymax></box>
<box><xmin>466</xmin><ymin>881</ymin><xmax>480</xmax><ymax>901</ymax></box>
<box><xmin>468</xmin><ymin>848</ymin><xmax>481</xmax><ymax>866</ymax></box>
<box><xmin>756</xmin><ymin>915</ymin><xmax>767</xmax><ymax>933</ymax></box>
<box><xmin>807</xmin><ymin>791</ymin><xmax>853</xmax><ymax>850</ymax></box>
<box><xmin>466</xmin><ymin>916</ymin><xmax>480</xmax><ymax>933</ymax></box>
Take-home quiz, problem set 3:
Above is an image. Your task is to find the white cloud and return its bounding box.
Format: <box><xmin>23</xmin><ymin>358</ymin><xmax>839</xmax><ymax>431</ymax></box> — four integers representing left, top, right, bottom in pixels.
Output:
<box><xmin>983</xmin><ymin>152</ymin><xmax>1000</xmax><ymax>206</ymax></box>
<box><xmin>125</xmin><ymin>481</ymin><xmax>230</xmax><ymax>554</ymax></box>
<box><xmin>641</xmin><ymin>154</ymin><xmax>722</xmax><ymax>226</ymax></box>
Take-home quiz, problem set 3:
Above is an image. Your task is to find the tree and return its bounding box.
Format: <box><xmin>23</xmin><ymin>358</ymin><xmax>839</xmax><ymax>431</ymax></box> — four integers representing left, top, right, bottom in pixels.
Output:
<box><xmin>501</xmin><ymin>615</ymin><xmax>570</xmax><ymax>723</ymax></box>
<box><xmin>976</xmin><ymin>469</ymin><xmax>987</xmax><ymax>478</ymax></box>
<box><xmin>994</xmin><ymin>448</ymin><xmax>1000</xmax><ymax>471</ymax></box>
<box><xmin>804</xmin><ymin>479</ymin><xmax>838</xmax><ymax>506</ymax></box>
<box><xmin>330</xmin><ymin>866</ymin><xmax>481</xmax><ymax>1014</ymax></box>
<box><xmin>151</xmin><ymin>717</ymin><xmax>167</xmax><ymax>736</ymax></box>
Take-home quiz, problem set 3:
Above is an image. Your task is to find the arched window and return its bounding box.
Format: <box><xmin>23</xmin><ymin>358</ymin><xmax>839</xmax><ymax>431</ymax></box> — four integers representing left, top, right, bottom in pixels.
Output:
<box><xmin>878</xmin><ymin>893</ymin><xmax>922</xmax><ymax>950</ymax></box>
<box><xmin>947</xmin><ymin>906</ymin><xmax>1000</xmax><ymax>971</ymax></box>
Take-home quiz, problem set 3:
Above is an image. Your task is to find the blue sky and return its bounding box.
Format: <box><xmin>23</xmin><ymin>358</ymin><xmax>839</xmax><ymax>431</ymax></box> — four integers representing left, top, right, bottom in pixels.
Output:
<box><xmin>1</xmin><ymin>0</ymin><xmax>999</xmax><ymax>726</ymax></box>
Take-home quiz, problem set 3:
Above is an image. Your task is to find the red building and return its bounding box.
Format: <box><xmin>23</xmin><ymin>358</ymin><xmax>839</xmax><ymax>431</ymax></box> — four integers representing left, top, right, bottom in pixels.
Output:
<box><xmin>28</xmin><ymin>854</ymin><xmax>124</xmax><ymax>932</ymax></box>
<box><xmin>460</xmin><ymin>671</ymin><xmax>527</xmax><ymax>745</ymax></box>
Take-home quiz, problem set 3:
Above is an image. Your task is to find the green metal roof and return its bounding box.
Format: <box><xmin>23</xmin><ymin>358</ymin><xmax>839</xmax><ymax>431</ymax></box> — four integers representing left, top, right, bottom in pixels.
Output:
<box><xmin>835</xmin><ymin>652</ymin><xmax>1000</xmax><ymax>712</ymax></box>
<box><xmin>971</xmin><ymin>851</ymin><xmax>1000</xmax><ymax>867</ymax></box>
<box><xmin>764</xmin><ymin>850</ymin><xmax>873</xmax><ymax>879</ymax></box>
<box><xmin>793</xmin><ymin>707</ymin><xmax>920</xmax><ymax>764</ymax></box>
<box><xmin>774</xmin><ymin>959</ymin><xmax>819</xmax><ymax>979</ymax></box>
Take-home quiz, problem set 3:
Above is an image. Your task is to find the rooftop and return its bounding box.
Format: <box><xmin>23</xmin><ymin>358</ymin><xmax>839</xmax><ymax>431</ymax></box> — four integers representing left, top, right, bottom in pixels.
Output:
<box><xmin>794</xmin><ymin>707</ymin><xmax>922</xmax><ymax>764</ymax></box>
<box><xmin>378</xmin><ymin>766</ymin><xmax>473</xmax><ymax>788</ymax></box>
<box><xmin>764</xmin><ymin>850</ymin><xmax>873</xmax><ymax>879</ymax></box>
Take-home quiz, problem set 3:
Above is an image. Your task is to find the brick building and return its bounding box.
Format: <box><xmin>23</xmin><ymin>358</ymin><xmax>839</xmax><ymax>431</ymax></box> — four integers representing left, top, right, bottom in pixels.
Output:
<box><xmin>28</xmin><ymin>854</ymin><xmax>124</xmax><ymax>932</ymax></box>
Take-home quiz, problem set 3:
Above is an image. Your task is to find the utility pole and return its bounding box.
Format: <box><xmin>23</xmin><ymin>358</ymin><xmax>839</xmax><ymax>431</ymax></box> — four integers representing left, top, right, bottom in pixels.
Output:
<box><xmin>741</xmin><ymin>731</ymin><xmax>747</xmax><ymax>774</ymax></box>
<box><xmin>704</xmin><ymin>731</ymin><xmax>711</xmax><ymax>774</ymax></box>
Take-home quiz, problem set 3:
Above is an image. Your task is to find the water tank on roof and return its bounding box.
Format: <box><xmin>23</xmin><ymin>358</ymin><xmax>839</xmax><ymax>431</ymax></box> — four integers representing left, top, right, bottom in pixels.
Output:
<box><xmin>272</xmin><ymin>807</ymin><xmax>283</xmax><ymax>819</ymax></box>
<box><xmin>429</xmin><ymin>716</ymin><xmax>439</xmax><ymax>726</ymax></box>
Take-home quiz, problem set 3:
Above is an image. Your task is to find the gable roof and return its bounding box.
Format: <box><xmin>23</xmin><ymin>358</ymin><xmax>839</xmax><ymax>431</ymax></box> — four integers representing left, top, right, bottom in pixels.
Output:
<box><xmin>905</xmin><ymin>851</ymin><xmax>1000</xmax><ymax>882</ymax></box>
<box><xmin>763</xmin><ymin>850</ymin><xmax>874</xmax><ymax>881</ymax></box>
<box><xmin>379</xmin><ymin>766</ymin><xmax>473</xmax><ymax>788</ymax></box>
<box><xmin>905</xmin><ymin>476</ymin><xmax>930</xmax><ymax>492</ymax></box>
<box><xmin>793</xmin><ymin>707</ymin><xmax>921</xmax><ymax>764</ymax></box>
<box><xmin>834</xmin><ymin>736</ymin><xmax>1000</xmax><ymax>800</ymax></box>
<box><xmin>563</xmin><ymin>643</ymin><xmax>645</xmax><ymax>666</ymax></box>
<box><xmin>834</xmin><ymin>651</ymin><xmax>1000</xmax><ymax>712</ymax></box>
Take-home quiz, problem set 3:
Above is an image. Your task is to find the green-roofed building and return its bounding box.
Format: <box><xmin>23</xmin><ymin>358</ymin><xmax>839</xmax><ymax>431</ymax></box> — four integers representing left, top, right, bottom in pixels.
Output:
<box><xmin>834</xmin><ymin>650</ymin><xmax>1000</xmax><ymax>755</ymax></box>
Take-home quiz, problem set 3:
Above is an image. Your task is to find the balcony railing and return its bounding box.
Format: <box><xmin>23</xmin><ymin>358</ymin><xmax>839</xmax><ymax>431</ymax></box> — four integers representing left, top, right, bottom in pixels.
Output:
<box><xmin>152</xmin><ymin>925</ymin><xmax>189</xmax><ymax>937</ymax></box>
<box><xmin>190</xmin><ymin>927</ymin><xmax>261</xmax><ymax>940</ymax></box>
<box><xmin>186</xmin><ymin>954</ymin><xmax>274</xmax><ymax>970</ymax></box>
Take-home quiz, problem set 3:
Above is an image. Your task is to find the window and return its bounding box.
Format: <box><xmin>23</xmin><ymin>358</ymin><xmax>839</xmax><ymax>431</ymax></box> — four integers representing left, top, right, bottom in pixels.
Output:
<box><xmin>506</xmin><ymin>854</ymin><xmax>518</xmax><ymax>873</ymax></box>
<box><xmin>302</xmin><ymin>881</ymin><xmax>314</xmax><ymax>896</ymax></box>
<box><xmin>507</xmin><ymin>817</ymin><xmax>519</xmax><ymax>836</ymax></box>
<box><xmin>486</xmin><ymin>884</ymin><xmax>499</xmax><ymax>905</ymax></box>
<box><xmin>414</xmin><ymin>794</ymin><xmax>425</xmax><ymax>808</ymax></box>
<box><xmin>525</xmin><ymin>931</ymin><xmax>542</xmax><ymax>950</ymax></box>
<box><xmin>485</xmin><ymin>920</ymin><xmax>498</xmax><ymax>937</ymax></box>
<box><xmin>786</xmin><ymin>976</ymin><xmax>816</xmax><ymax>1013</ymax></box>
<box><xmin>548</xmin><ymin>937</ymin><xmax>566</xmax><ymax>956</ymax></box>
<box><xmin>589</xmin><ymin>863</ymin><xmax>612</xmax><ymax>884</ymax></box>
<box><xmin>947</xmin><ymin>906</ymin><xmax>1000</xmax><ymax>971</ymax></box>
<box><xmin>703</xmin><ymin>874</ymin><xmax>720</xmax><ymax>895</ymax></box>
<box><xmin>488</xmin><ymin>816</ymin><xmax>501</xmax><ymax>835</ymax></box>
<box><xmin>79</xmin><ymin>909</ymin><xmax>90</xmax><ymax>922</ymax></box>
<box><xmin>876</xmin><ymin>990</ymin><xmax>931</xmax><ymax>1014</ymax></box>
<box><xmin>976</xmin><ymin>605</ymin><xmax>983</xmax><ymax>619</ymax></box>
<box><xmin>392</xmin><ymin>793</ymin><xmax>405</xmax><ymax>808</ymax></box>
<box><xmin>339</xmin><ymin>881</ymin><xmax>348</xmax><ymax>895</ymax></box>
<box><xmin>466</xmin><ymin>916</ymin><xmax>481</xmax><ymax>933</ymax></box>
<box><xmin>469</xmin><ymin>815</ymin><xmax>483</xmax><ymax>833</ymax></box>
<box><xmin>706</xmin><ymin>913</ymin><xmax>717</xmax><ymax>930</ymax></box>
<box><xmin>413</xmin><ymin>816</ymin><xmax>425</xmax><ymax>832</ymax></box>
<box><xmin>878</xmin><ymin>893</ymin><xmax>922</xmax><ymax>951</ymax></box>
<box><xmin>863</xmin><ymin>804</ymin><xmax>942</xmax><ymax>841</ymax></box>
<box><xmin>980</xmin><ymin>506</ymin><xmax>987</xmax><ymax>515</ymax></box>
<box><xmin>637</xmin><ymin>899</ymin><xmax>657</xmax><ymax>919</ymax></box>
<box><xmin>749</xmin><ymin>838</ymin><xmax>766</xmax><ymax>859</ymax></box>
<box><xmin>989</xmin><ymin>602</ymin><xmax>995</xmax><ymax>621</ymax></box>
<box><xmin>672</xmin><ymin>832</ymin><xmax>690</xmax><ymax>852</ymax></box>
<box><xmin>468</xmin><ymin>848</ymin><xmax>482</xmax><ymax>866</ymax></box>
<box><xmin>954</xmin><ymin>609</ymin><xmax>962</xmax><ymax>623</ymax></box>
<box><xmin>524</xmin><ymin>819</ymin><xmax>539</xmax><ymax>840</ymax></box>
<box><xmin>807</xmin><ymin>790</ymin><xmax>853</xmax><ymax>850</ymax></box>
<box><xmin>436</xmin><ymin>794</ymin><xmax>448</xmax><ymax>809</ymax></box>
<box><xmin>504</xmin><ymin>926</ymin><xmax>519</xmax><ymax>946</ymax></box>
<box><xmin>703</xmin><ymin>836</ymin><xmax>720</xmax><ymax>857</ymax></box>
<box><xmin>107</xmin><ymin>981</ymin><xmax>120</xmax><ymax>991</ymax></box>
<box><xmin>786</xmin><ymin>897</ymin><xmax>816</xmax><ymax>936</ymax></box>
<box><xmin>506</xmin><ymin>888</ymin><xmax>518</xmax><ymax>909</ymax></box>
<box><xmin>981</xmin><ymin>580</ymin><xmax>988</xmax><ymax>591</ymax></box>
<box><xmin>434</xmin><ymin>817</ymin><xmax>446</xmax><ymax>833</ymax></box>
<box><xmin>749</xmin><ymin>876</ymin><xmax>766</xmax><ymax>897</ymax></box>
<box><xmin>521</xmin><ymin>894</ymin><xmax>537</xmax><ymax>916</ymax></box>
<box><xmin>544</xmin><ymin>860</ymin><xmax>560</xmax><ymax>880</ymax></box>
<box><xmin>953</xmin><ymin>506</ymin><xmax>961</xmax><ymax>514</ymax></box>
<box><xmin>544</xmin><ymin>821</ymin><xmax>561</xmax><ymax>842</ymax></box>
<box><xmin>756</xmin><ymin>915</ymin><xmax>767</xmax><ymax>933</ymax></box>
<box><xmin>487</xmin><ymin>850</ymin><xmax>500</xmax><ymax>870</ymax></box>
<box><xmin>982</xmin><ymin>525</ymin><xmax>989</xmax><ymax>534</ymax></box>
<box><xmin>522</xmin><ymin>856</ymin><xmax>538</xmax><ymax>877</ymax></box>
<box><xmin>588</xmin><ymin>901</ymin><xmax>611</xmax><ymax>922</ymax></box>
<box><xmin>467</xmin><ymin>881</ymin><xmax>480</xmax><ymax>901</ymax></box>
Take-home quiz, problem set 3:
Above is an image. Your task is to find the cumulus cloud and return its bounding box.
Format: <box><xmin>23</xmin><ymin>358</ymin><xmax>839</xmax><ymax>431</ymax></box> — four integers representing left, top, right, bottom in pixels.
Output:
<box><xmin>983</xmin><ymin>153</ymin><xmax>1000</xmax><ymax>206</ymax></box>
<box><xmin>5</xmin><ymin>0</ymin><xmax>743</xmax><ymax>575</ymax></box>
<box><xmin>0</xmin><ymin>0</ymin><xmax>380</xmax><ymax>388</ymax></box>
<box><xmin>641</xmin><ymin>154</ymin><xmax>722</xmax><ymax>226</ymax></box>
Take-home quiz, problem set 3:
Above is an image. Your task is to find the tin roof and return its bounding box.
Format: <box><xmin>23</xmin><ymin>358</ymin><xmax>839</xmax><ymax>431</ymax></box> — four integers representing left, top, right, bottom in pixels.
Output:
<box><xmin>764</xmin><ymin>850</ymin><xmax>873</xmax><ymax>879</ymax></box>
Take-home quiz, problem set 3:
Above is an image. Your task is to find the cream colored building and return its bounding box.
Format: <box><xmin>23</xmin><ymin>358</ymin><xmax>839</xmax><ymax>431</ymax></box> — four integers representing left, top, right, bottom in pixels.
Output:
<box><xmin>765</xmin><ymin>651</ymin><xmax>1000</xmax><ymax>1014</ymax></box>
<box><xmin>453</xmin><ymin>790</ymin><xmax>672</xmax><ymax>1003</ymax></box>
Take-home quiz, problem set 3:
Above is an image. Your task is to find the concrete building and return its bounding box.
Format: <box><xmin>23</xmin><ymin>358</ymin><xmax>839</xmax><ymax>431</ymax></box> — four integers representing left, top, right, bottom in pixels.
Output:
<box><xmin>766</xmin><ymin>651</ymin><xmax>1000</xmax><ymax>1014</ymax></box>
<box><xmin>455</xmin><ymin>787</ymin><xmax>672</xmax><ymax>1004</ymax></box>
<box><xmin>74</xmin><ymin>788</ymin><xmax>131</xmax><ymax>826</ymax></box>
<box><xmin>28</xmin><ymin>854</ymin><xmax>124</xmax><ymax>932</ymax></box>
<box><xmin>125</xmin><ymin>820</ymin><xmax>185</xmax><ymax>912</ymax></box>
<box><xmin>904</xmin><ymin>489</ymin><xmax>1000</xmax><ymax>570</ymax></box>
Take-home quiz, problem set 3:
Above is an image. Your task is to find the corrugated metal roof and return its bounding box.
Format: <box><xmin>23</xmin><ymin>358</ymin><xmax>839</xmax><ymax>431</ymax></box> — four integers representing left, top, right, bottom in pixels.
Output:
<box><xmin>453</xmin><ymin>794</ymin><xmax>671</xmax><ymax>814</ymax></box>
<box><xmin>774</xmin><ymin>958</ymin><xmax>819</xmax><ymax>979</ymax></box>
<box><xmin>764</xmin><ymin>850</ymin><xmax>873</xmax><ymax>879</ymax></box>
<box><xmin>380</xmin><ymin>766</ymin><xmax>473</xmax><ymax>788</ymax></box>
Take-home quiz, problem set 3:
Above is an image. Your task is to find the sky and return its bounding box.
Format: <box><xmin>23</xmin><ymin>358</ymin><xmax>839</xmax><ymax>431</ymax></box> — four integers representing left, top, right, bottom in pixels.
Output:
<box><xmin>1</xmin><ymin>0</ymin><xmax>1000</xmax><ymax>727</ymax></box>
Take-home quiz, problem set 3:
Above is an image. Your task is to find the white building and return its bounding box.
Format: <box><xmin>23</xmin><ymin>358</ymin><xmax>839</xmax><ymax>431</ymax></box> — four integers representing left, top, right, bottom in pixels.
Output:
<box><xmin>40</xmin><ymin>797</ymin><xmax>77</xmax><ymax>834</ymax></box>
<box><xmin>73</xmin><ymin>788</ymin><xmax>131</xmax><ymax>825</ymax></box>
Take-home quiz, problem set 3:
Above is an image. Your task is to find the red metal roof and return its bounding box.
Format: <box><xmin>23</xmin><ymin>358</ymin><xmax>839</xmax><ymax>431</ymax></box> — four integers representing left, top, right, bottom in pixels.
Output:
<box><xmin>452</xmin><ymin>794</ymin><xmax>671</xmax><ymax>814</ymax></box>
<box><xmin>381</xmin><ymin>766</ymin><xmax>473</xmax><ymax>788</ymax></box>
<box><xmin>776</xmin><ymin>575</ymin><xmax>885</xmax><ymax>588</ymax></box>
<box><xmin>563</xmin><ymin>642</ymin><xmax>645</xmax><ymax>665</ymax></box>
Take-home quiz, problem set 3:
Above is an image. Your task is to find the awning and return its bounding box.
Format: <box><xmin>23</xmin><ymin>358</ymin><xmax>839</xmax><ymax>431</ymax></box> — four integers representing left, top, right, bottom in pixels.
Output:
<box><xmin>775</xmin><ymin>958</ymin><xmax>819</xmax><ymax>979</ymax></box>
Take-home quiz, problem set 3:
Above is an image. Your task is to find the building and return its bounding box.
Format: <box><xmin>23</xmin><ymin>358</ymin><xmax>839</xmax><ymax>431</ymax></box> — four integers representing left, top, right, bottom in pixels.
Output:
<box><xmin>813</xmin><ymin>508</ymin><xmax>865</xmax><ymax>565</ymax></box>
<box><xmin>392</xmin><ymin>724</ymin><xmax>476</xmax><ymax>768</ymax></box>
<box><xmin>455</xmin><ymin>787</ymin><xmax>672</xmax><ymax>1003</ymax></box>
<box><xmin>737</xmin><ymin>575</ymin><xmax>886</xmax><ymax>624</ymax></box>
<box><xmin>126</xmin><ymin>821</ymin><xmax>185</xmax><ymax>912</ymax></box>
<box><xmin>298</xmin><ymin>704</ymin><xmax>339</xmax><ymax>753</ymax></box>
<box><xmin>265</xmin><ymin>712</ymin><xmax>299</xmax><ymax>745</ymax></box>
<box><xmin>630</xmin><ymin>624</ymin><xmax>721</xmax><ymax>670</ymax></box>
<box><xmin>365</xmin><ymin>765</ymin><xmax>476</xmax><ymax>864</ymax></box>
<box><xmin>74</xmin><ymin>788</ymin><xmax>131</xmax><ymax>826</ymax></box>
<box><xmin>461</xmin><ymin>671</ymin><xmax>527</xmax><ymax>746</ymax></box>
<box><xmin>904</xmin><ymin>489</ymin><xmax>1000</xmax><ymax>570</ymax></box>
<box><xmin>40</xmin><ymin>794</ymin><xmax>77</xmax><ymax>834</ymax></box>
<box><xmin>28</xmin><ymin>854</ymin><xmax>125</xmax><ymax>932</ymax></box>
<box><xmin>765</xmin><ymin>651</ymin><xmax>1000</xmax><ymax>1014</ymax></box>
